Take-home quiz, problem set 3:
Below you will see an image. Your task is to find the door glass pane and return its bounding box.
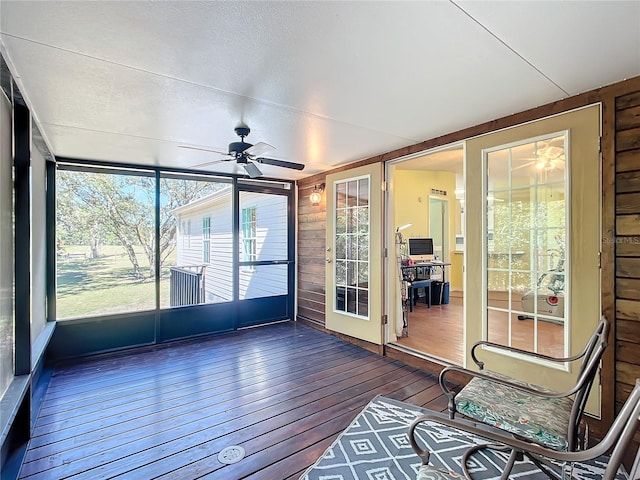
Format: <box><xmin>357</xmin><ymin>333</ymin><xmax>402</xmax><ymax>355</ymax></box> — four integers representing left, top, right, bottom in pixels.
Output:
<box><xmin>161</xmin><ymin>175</ymin><xmax>231</xmax><ymax>307</ymax></box>
<box><xmin>238</xmin><ymin>191</ymin><xmax>289</xmax><ymax>299</ymax></box>
<box><xmin>486</xmin><ymin>134</ymin><xmax>567</xmax><ymax>354</ymax></box>
<box><xmin>334</xmin><ymin>177</ymin><xmax>369</xmax><ymax>318</ymax></box>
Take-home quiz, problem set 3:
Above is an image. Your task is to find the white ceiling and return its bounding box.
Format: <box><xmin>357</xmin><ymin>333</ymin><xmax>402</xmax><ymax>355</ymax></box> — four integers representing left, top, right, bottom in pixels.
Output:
<box><xmin>1</xmin><ymin>1</ymin><xmax>639</xmax><ymax>181</ymax></box>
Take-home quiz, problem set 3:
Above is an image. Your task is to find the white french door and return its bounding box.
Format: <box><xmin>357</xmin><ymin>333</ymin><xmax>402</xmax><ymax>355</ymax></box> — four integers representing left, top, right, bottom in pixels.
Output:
<box><xmin>325</xmin><ymin>163</ymin><xmax>383</xmax><ymax>344</ymax></box>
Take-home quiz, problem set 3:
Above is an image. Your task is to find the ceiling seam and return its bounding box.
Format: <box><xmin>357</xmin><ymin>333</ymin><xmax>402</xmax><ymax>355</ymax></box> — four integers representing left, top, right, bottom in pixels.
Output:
<box><xmin>39</xmin><ymin>121</ymin><xmax>217</xmax><ymax>146</ymax></box>
<box><xmin>0</xmin><ymin>32</ymin><xmax>418</xmax><ymax>144</ymax></box>
<box><xmin>449</xmin><ymin>0</ymin><xmax>571</xmax><ymax>97</ymax></box>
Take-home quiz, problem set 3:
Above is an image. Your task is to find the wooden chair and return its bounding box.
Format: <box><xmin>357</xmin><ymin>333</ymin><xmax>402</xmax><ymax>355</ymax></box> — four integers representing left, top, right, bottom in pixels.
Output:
<box><xmin>435</xmin><ymin>316</ymin><xmax>610</xmax><ymax>479</ymax></box>
<box><xmin>408</xmin><ymin>377</ymin><xmax>640</xmax><ymax>480</ymax></box>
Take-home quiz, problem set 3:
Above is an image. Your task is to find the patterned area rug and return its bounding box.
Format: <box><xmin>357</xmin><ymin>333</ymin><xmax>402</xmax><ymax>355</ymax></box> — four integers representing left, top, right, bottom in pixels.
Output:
<box><xmin>300</xmin><ymin>395</ymin><xmax>626</xmax><ymax>480</ymax></box>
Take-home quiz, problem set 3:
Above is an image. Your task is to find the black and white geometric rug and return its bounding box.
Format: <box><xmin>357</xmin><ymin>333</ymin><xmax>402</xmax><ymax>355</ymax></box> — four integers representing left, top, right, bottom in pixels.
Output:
<box><xmin>300</xmin><ymin>395</ymin><xmax>627</xmax><ymax>480</ymax></box>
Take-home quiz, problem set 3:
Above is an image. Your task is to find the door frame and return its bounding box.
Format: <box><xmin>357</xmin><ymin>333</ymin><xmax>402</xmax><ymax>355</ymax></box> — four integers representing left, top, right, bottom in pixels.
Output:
<box><xmin>325</xmin><ymin>163</ymin><xmax>384</xmax><ymax>345</ymax></box>
<box><xmin>383</xmin><ymin>143</ymin><xmax>466</xmax><ymax>353</ymax></box>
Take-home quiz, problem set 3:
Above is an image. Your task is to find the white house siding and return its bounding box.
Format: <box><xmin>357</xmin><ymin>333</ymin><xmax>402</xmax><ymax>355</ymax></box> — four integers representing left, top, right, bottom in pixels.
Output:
<box><xmin>239</xmin><ymin>264</ymin><xmax>287</xmax><ymax>299</ymax></box>
<box><xmin>174</xmin><ymin>191</ymin><xmax>288</xmax><ymax>303</ymax></box>
<box><xmin>208</xmin><ymin>206</ymin><xmax>233</xmax><ymax>302</ymax></box>
<box><xmin>175</xmin><ymin>199</ymin><xmax>233</xmax><ymax>303</ymax></box>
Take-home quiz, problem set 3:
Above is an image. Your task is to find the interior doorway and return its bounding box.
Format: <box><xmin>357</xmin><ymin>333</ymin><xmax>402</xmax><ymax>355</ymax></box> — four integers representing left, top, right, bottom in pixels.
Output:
<box><xmin>386</xmin><ymin>144</ymin><xmax>465</xmax><ymax>364</ymax></box>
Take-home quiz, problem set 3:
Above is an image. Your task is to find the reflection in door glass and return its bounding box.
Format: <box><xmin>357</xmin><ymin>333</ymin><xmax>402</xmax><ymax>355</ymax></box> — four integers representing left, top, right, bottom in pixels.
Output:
<box><xmin>485</xmin><ymin>133</ymin><xmax>567</xmax><ymax>357</ymax></box>
<box><xmin>334</xmin><ymin>177</ymin><xmax>369</xmax><ymax>317</ymax></box>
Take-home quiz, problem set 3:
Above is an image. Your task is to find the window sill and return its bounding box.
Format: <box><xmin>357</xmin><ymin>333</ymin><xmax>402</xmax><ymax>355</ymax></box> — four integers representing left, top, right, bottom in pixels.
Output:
<box><xmin>0</xmin><ymin>375</ymin><xmax>29</xmax><ymax>448</ymax></box>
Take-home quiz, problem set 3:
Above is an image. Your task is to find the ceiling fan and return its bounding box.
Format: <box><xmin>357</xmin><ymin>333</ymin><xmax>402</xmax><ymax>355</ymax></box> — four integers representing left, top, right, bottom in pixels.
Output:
<box><xmin>179</xmin><ymin>124</ymin><xmax>305</xmax><ymax>178</ymax></box>
<box><xmin>513</xmin><ymin>144</ymin><xmax>566</xmax><ymax>171</ymax></box>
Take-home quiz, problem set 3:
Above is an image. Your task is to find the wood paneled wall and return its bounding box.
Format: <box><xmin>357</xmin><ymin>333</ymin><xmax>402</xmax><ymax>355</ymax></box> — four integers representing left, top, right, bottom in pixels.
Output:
<box><xmin>297</xmin><ymin>184</ymin><xmax>326</xmax><ymax>326</ymax></box>
<box><xmin>296</xmin><ymin>76</ymin><xmax>640</xmax><ymax>452</ymax></box>
<box><xmin>615</xmin><ymin>90</ymin><xmax>640</xmax><ymax>417</ymax></box>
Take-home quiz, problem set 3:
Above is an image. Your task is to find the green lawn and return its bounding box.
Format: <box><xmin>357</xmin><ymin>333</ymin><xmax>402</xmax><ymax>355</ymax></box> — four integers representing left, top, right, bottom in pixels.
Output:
<box><xmin>57</xmin><ymin>245</ymin><xmax>176</xmax><ymax>319</ymax></box>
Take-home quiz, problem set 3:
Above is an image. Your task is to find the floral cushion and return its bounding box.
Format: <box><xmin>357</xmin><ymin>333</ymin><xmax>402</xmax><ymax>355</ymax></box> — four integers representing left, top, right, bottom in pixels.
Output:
<box><xmin>416</xmin><ymin>464</ymin><xmax>461</xmax><ymax>480</ymax></box>
<box><xmin>454</xmin><ymin>371</ymin><xmax>574</xmax><ymax>451</ymax></box>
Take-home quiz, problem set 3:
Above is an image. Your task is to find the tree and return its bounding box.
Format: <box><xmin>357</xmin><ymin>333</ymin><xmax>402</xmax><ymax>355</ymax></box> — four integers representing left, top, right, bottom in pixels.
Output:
<box><xmin>57</xmin><ymin>170</ymin><xmax>222</xmax><ymax>279</ymax></box>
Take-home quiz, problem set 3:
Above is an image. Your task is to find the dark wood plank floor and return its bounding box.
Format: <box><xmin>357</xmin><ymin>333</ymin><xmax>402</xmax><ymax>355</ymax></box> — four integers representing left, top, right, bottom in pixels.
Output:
<box><xmin>20</xmin><ymin>322</ymin><xmax>454</xmax><ymax>480</ymax></box>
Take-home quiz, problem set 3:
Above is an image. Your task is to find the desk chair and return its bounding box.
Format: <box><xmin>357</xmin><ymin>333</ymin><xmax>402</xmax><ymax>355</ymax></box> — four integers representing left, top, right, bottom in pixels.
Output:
<box><xmin>408</xmin><ymin>279</ymin><xmax>432</xmax><ymax>311</ymax></box>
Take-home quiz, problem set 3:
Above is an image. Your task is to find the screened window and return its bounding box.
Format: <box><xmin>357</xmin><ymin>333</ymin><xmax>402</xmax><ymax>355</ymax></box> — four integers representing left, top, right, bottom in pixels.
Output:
<box><xmin>56</xmin><ymin>168</ymin><xmax>156</xmax><ymax>318</ymax></box>
<box><xmin>238</xmin><ymin>191</ymin><xmax>289</xmax><ymax>301</ymax></box>
<box><xmin>160</xmin><ymin>175</ymin><xmax>230</xmax><ymax>307</ymax></box>
<box><xmin>0</xmin><ymin>92</ymin><xmax>13</xmax><ymax>397</ymax></box>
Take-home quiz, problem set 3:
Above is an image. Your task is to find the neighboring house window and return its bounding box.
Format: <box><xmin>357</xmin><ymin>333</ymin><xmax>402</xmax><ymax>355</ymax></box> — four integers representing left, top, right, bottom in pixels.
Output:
<box><xmin>241</xmin><ymin>207</ymin><xmax>257</xmax><ymax>269</ymax></box>
<box><xmin>202</xmin><ymin>216</ymin><xmax>211</xmax><ymax>263</ymax></box>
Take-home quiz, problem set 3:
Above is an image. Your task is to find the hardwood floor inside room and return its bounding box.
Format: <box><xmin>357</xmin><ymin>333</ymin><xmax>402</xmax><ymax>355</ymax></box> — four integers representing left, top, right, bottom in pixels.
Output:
<box><xmin>395</xmin><ymin>295</ymin><xmax>465</xmax><ymax>364</ymax></box>
<box><xmin>394</xmin><ymin>293</ymin><xmax>565</xmax><ymax>364</ymax></box>
<box><xmin>20</xmin><ymin>322</ymin><xmax>455</xmax><ymax>480</ymax></box>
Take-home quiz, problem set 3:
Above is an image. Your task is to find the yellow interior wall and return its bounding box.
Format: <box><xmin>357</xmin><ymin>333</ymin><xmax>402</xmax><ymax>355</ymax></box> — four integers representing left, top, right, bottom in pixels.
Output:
<box><xmin>450</xmin><ymin>252</ymin><xmax>463</xmax><ymax>291</ymax></box>
<box><xmin>465</xmin><ymin>104</ymin><xmax>602</xmax><ymax>414</ymax></box>
<box><xmin>393</xmin><ymin>169</ymin><xmax>457</xmax><ymax>262</ymax></box>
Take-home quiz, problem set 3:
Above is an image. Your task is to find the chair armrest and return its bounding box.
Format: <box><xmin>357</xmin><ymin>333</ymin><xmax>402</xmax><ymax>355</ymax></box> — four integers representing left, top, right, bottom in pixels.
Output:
<box><xmin>409</xmin><ymin>413</ymin><xmax>608</xmax><ymax>466</ymax></box>
<box><xmin>470</xmin><ymin>340</ymin><xmax>585</xmax><ymax>370</ymax></box>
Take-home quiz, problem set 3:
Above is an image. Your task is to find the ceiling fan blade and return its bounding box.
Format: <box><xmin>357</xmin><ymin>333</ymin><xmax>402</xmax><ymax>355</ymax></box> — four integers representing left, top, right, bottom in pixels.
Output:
<box><xmin>512</xmin><ymin>160</ymin><xmax>536</xmax><ymax>171</ymax></box>
<box><xmin>243</xmin><ymin>162</ymin><xmax>263</xmax><ymax>178</ymax></box>
<box><xmin>178</xmin><ymin>145</ymin><xmax>230</xmax><ymax>156</ymax></box>
<box><xmin>244</xmin><ymin>142</ymin><xmax>275</xmax><ymax>157</ymax></box>
<box><xmin>255</xmin><ymin>157</ymin><xmax>305</xmax><ymax>171</ymax></box>
<box><xmin>191</xmin><ymin>158</ymin><xmax>228</xmax><ymax>168</ymax></box>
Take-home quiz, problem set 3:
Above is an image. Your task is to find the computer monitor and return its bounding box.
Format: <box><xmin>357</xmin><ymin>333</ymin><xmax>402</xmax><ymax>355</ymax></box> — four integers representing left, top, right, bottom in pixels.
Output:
<box><xmin>408</xmin><ymin>238</ymin><xmax>434</xmax><ymax>263</ymax></box>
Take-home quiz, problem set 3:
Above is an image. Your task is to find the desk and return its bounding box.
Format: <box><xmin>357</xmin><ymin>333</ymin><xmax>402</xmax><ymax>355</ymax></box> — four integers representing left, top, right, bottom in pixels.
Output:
<box><xmin>402</xmin><ymin>261</ymin><xmax>452</xmax><ymax>310</ymax></box>
<box><xmin>411</xmin><ymin>261</ymin><xmax>451</xmax><ymax>283</ymax></box>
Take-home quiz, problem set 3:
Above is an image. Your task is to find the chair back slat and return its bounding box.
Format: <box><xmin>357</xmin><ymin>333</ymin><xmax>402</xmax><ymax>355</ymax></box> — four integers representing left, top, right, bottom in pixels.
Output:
<box><xmin>567</xmin><ymin>316</ymin><xmax>610</xmax><ymax>450</ymax></box>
